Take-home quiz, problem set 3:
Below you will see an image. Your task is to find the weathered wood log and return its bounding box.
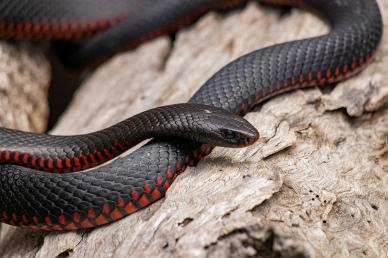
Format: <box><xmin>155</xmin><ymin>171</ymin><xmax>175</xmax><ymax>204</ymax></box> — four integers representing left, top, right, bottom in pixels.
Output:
<box><xmin>0</xmin><ymin>1</ymin><xmax>387</xmax><ymax>257</ymax></box>
<box><xmin>0</xmin><ymin>42</ymin><xmax>49</xmax><ymax>132</ymax></box>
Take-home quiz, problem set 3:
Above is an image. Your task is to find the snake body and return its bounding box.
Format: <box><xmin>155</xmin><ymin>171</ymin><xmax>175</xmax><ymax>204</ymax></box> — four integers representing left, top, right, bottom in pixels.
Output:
<box><xmin>0</xmin><ymin>0</ymin><xmax>383</xmax><ymax>230</ymax></box>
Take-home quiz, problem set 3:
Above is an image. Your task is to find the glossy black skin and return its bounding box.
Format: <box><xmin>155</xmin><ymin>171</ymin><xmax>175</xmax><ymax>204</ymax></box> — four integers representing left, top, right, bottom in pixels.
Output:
<box><xmin>0</xmin><ymin>0</ymin><xmax>383</xmax><ymax>230</ymax></box>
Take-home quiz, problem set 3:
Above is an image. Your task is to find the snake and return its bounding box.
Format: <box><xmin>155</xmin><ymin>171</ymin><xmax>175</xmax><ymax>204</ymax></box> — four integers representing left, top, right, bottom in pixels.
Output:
<box><xmin>0</xmin><ymin>0</ymin><xmax>383</xmax><ymax>231</ymax></box>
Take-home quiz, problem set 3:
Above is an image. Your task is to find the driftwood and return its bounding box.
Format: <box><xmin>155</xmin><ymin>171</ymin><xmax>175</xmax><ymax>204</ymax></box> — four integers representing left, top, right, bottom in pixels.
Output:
<box><xmin>0</xmin><ymin>1</ymin><xmax>387</xmax><ymax>257</ymax></box>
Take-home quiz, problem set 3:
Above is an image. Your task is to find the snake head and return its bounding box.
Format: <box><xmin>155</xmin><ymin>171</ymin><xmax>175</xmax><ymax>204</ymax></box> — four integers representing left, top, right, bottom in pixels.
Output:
<box><xmin>203</xmin><ymin>110</ymin><xmax>259</xmax><ymax>147</ymax></box>
<box><xmin>182</xmin><ymin>104</ymin><xmax>260</xmax><ymax>147</ymax></box>
<box><xmin>149</xmin><ymin>104</ymin><xmax>259</xmax><ymax>148</ymax></box>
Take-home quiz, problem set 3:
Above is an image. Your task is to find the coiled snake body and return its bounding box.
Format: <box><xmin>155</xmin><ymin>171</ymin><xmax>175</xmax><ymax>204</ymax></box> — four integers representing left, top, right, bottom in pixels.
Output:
<box><xmin>0</xmin><ymin>0</ymin><xmax>383</xmax><ymax>231</ymax></box>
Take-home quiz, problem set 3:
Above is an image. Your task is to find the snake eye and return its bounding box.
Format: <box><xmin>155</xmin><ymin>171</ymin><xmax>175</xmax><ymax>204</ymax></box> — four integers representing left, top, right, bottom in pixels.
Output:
<box><xmin>220</xmin><ymin>129</ymin><xmax>236</xmax><ymax>140</ymax></box>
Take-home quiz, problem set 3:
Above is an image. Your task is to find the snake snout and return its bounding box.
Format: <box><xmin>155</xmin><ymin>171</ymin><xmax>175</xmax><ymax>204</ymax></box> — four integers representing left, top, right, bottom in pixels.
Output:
<box><xmin>210</xmin><ymin>114</ymin><xmax>259</xmax><ymax>147</ymax></box>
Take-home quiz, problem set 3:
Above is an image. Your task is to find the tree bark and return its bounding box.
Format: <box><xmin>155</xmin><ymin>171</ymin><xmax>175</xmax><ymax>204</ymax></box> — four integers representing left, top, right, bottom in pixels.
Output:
<box><xmin>0</xmin><ymin>1</ymin><xmax>387</xmax><ymax>257</ymax></box>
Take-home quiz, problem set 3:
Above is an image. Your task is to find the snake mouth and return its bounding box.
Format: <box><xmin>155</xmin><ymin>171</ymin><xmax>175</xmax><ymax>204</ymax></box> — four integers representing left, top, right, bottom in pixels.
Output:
<box><xmin>244</xmin><ymin>131</ymin><xmax>260</xmax><ymax>146</ymax></box>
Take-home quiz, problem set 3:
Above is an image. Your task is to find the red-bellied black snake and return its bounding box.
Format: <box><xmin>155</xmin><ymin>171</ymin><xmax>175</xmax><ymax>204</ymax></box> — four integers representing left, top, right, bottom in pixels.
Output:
<box><xmin>0</xmin><ymin>0</ymin><xmax>383</xmax><ymax>231</ymax></box>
